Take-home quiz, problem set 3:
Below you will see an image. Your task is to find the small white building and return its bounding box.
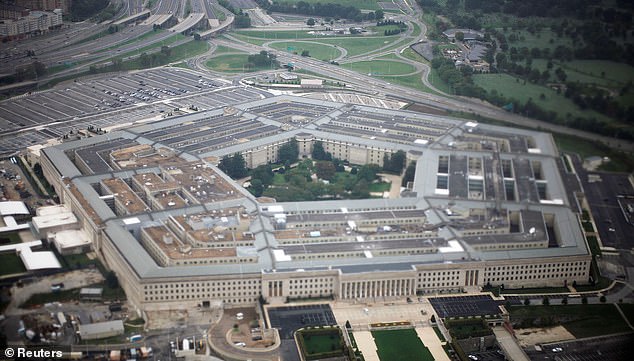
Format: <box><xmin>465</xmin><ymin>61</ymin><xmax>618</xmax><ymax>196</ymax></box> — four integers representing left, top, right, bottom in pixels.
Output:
<box><xmin>78</xmin><ymin>320</ymin><xmax>124</xmax><ymax>340</ymax></box>
<box><xmin>300</xmin><ymin>79</ymin><xmax>323</xmax><ymax>88</ymax></box>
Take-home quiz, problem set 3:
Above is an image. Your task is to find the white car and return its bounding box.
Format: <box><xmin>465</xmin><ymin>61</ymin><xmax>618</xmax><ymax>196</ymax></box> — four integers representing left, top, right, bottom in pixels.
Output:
<box><xmin>552</xmin><ymin>347</ymin><xmax>563</xmax><ymax>352</ymax></box>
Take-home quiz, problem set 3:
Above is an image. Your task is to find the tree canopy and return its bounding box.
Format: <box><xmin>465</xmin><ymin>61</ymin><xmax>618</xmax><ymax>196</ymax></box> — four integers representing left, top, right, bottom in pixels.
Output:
<box><xmin>278</xmin><ymin>138</ymin><xmax>299</xmax><ymax>165</ymax></box>
<box><xmin>219</xmin><ymin>153</ymin><xmax>248</xmax><ymax>179</ymax></box>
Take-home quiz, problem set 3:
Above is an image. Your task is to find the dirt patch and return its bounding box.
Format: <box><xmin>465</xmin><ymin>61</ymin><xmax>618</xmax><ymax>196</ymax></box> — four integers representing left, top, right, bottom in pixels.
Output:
<box><xmin>515</xmin><ymin>326</ymin><xmax>576</xmax><ymax>347</ymax></box>
<box><xmin>226</xmin><ymin>307</ymin><xmax>275</xmax><ymax>348</ymax></box>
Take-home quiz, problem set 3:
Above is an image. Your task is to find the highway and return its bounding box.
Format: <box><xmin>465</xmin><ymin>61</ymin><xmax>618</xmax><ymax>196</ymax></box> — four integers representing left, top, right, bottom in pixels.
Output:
<box><xmin>206</xmin><ymin>3</ymin><xmax>633</xmax><ymax>152</ymax></box>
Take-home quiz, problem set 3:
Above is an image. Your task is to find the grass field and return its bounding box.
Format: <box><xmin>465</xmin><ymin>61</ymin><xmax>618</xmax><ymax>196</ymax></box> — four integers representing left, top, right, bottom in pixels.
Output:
<box><xmin>121</xmin><ymin>40</ymin><xmax>208</xmax><ymax>70</ymax></box>
<box><xmin>342</xmin><ymin>60</ymin><xmax>417</xmax><ymax>76</ymax></box>
<box><xmin>0</xmin><ymin>253</ymin><xmax>26</xmax><ymax>276</ymax></box>
<box><xmin>372</xmin><ymin>329</ymin><xmax>434</xmax><ymax>361</ymax></box>
<box><xmin>506</xmin><ymin>28</ymin><xmax>575</xmax><ymax>50</ymax></box>
<box><xmin>213</xmin><ymin>45</ymin><xmax>246</xmax><ymax>55</ymax></box>
<box><xmin>509</xmin><ymin>304</ymin><xmax>631</xmax><ymax>338</ymax></box>
<box><xmin>269</xmin><ymin>41</ymin><xmax>342</xmax><ymax>61</ymax></box>
<box><xmin>205</xmin><ymin>54</ymin><xmax>276</xmax><ymax>72</ymax></box>
<box><xmin>234</xmin><ymin>30</ymin><xmax>315</xmax><ymax>40</ymax></box>
<box><xmin>311</xmin><ymin>37</ymin><xmax>398</xmax><ymax>57</ymax></box>
<box><xmin>472</xmin><ymin>73</ymin><xmax>611</xmax><ymax>123</ymax></box>
<box><xmin>302</xmin><ymin>332</ymin><xmax>340</xmax><ymax>354</ymax></box>
<box><xmin>554</xmin><ymin>133</ymin><xmax>634</xmax><ymax>172</ymax></box>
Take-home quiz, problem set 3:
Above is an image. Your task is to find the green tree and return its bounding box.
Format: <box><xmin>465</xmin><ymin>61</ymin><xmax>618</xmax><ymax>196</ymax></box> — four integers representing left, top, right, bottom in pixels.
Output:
<box><xmin>315</xmin><ymin>161</ymin><xmax>336</xmax><ymax>181</ymax></box>
<box><xmin>311</xmin><ymin>141</ymin><xmax>331</xmax><ymax>160</ymax></box>
<box><xmin>542</xmin><ymin>297</ymin><xmax>550</xmax><ymax>306</ymax></box>
<box><xmin>307</xmin><ymin>18</ymin><xmax>315</xmax><ymax>26</ymax></box>
<box><xmin>250</xmin><ymin>178</ymin><xmax>264</xmax><ymax>197</ymax></box>
<box><xmin>455</xmin><ymin>31</ymin><xmax>465</xmax><ymax>41</ymax></box>
<box><xmin>524</xmin><ymin>298</ymin><xmax>530</xmax><ymax>306</ymax></box>
<box><xmin>219</xmin><ymin>153</ymin><xmax>248</xmax><ymax>178</ymax></box>
<box><xmin>251</xmin><ymin>164</ymin><xmax>274</xmax><ymax>186</ymax></box>
<box><xmin>382</xmin><ymin>150</ymin><xmax>406</xmax><ymax>174</ymax></box>
<box><xmin>357</xmin><ymin>164</ymin><xmax>379</xmax><ymax>182</ymax></box>
<box><xmin>301</xmin><ymin>50</ymin><xmax>310</xmax><ymax>57</ymax></box>
<box><xmin>375</xmin><ymin>9</ymin><xmax>384</xmax><ymax>20</ymax></box>
<box><xmin>401</xmin><ymin>161</ymin><xmax>416</xmax><ymax>187</ymax></box>
<box><xmin>278</xmin><ymin>138</ymin><xmax>299</xmax><ymax>165</ymax></box>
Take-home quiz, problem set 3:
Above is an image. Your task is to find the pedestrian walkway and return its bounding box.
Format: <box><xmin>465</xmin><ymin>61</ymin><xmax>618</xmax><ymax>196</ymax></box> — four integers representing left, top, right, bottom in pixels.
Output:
<box><xmin>492</xmin><ymin>326</ymin><xmax>530</xmax><ymax>361</ymax></box>
<box><xmin>353</xmin><ymin>331</ymin><xmax>380</xmax><ymax>361</ymax></box>
<box><xmin>416</xmin><ymin>327</ymin><xmax>450</xmax><ymax>361</ymax></box>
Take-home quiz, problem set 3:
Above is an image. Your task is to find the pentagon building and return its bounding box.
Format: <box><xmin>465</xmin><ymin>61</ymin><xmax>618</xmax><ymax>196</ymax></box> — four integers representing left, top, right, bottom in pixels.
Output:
<box><xmin>40</xmin><ymin>95</ymin><xmax>590</xmax><ymax>314</ymax></box>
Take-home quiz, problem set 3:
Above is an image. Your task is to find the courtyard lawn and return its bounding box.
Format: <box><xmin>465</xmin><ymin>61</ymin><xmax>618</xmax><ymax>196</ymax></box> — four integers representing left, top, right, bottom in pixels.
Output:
<box><xmin>303</xmin><ymin>333</ymin><xmax>340</xmax><ymax>355</ymax></box>
<box><xmin>0</xmin><ymin>253</ymin><xmax>26</xmax><ymax>276</ymax></box>
<box><xmin>269</xmin><ymin>41</ymin><xmax>342</xmax><ymax>61</ymax></box>
<box><xmin>372</xmin><ymin>329</ymin><xmax>434</xmax><ymax>361</ymax></box>
<box><xmin>342</xmin><ymin>60</ymin><xmax>417</xmax><ymax>76</ymax></box>
<box><xmin>509</xmin><ymin>304</ymin><xmax>631</xmax><ymax>338</ymax></box>
<box><xmin>472</xmin><ymin>73</ymin><xmax>611</xmax><ymax>123</ymax></box>
<box><xmin>297</xmin><ymin>328</ymin><xmax>345</xmax><ymax>360</ymax></box>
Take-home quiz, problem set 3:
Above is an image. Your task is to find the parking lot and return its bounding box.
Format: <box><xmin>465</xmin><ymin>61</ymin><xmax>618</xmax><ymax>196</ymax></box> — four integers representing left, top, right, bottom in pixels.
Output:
<box><xmin>574</xmin><ymin>154</ymin><xmax>634</xmax><ymax>249</ymax></box>
<box><xmin>526</xmin><ymin>333</ymin><xmax>632</xmax><ymax>361</ymax></box>
<box><xmin>0</xmin><ymin>68</ymin><xmax>267</xmax><ymax>156</ymax></box>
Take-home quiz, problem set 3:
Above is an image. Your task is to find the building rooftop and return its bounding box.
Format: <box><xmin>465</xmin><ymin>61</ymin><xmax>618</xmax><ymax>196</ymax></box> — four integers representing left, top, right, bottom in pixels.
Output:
<box><xmin>41</xmin><ymin>94</ymin><xmax>588</xmax><ymax>280</ymax></box>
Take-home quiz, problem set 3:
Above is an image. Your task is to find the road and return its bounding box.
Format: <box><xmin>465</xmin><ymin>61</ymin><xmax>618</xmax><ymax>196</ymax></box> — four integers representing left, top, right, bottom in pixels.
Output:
<box><xmin>203</xmin><ymin>4</ymin><xmax>634</xmax><ymax>153</ymax></box>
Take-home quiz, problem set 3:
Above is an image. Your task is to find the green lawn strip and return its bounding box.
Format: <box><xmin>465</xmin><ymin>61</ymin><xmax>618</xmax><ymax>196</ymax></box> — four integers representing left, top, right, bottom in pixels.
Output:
<box><xmin>234</xmin><ymin>30</ymin><xmax>315</xmax><ymax>40</ymax></box>
<box><xmin>230</xmin><ymin>33</ymin><xmax>270</xmax><ymax>46</ymax></box>
<box><xmin>212</xmin><ymin>4</ymin><xmax>226</xmax><ymax>21</ymax></box>
<box><xmin>0</xmin><ymin>253</ymin><xmax>27</xmax><ymax>276</ymax></box>
<box><xmin>115</xmin><ymin>33</ymin><xmax>187</xmax><ymax>59</ymax></box>
<box><xmin>341</xmin><ymin>60</ymin><xmax>417</xmax><ymax>76</ymax></box>
<box><xmin>121</xmin><ymin>40</ymin><xmax>208</xmax><ymax>70</ymax></box>
<box><xmin>558</xmin><ymin>60</ymin><xmax>634</xmax><ymax>85</ymax></box>
<box><xmin>367</xmin><ymin>24</ymin><xmax>407</xmax><ymax>35</ymax></box>
<box><xmin>368</xmin><ymin>182</ymin><xmax>390</xmax><ymax>193</ymax></box>
<box><xmin>372</xmin><ymin>329</ymin><xmax>434</xmax><ymax>361</ymax></box>
<box><xmin>310</xmin><ymin>37</ymin><xmax>401</xmax><ymax>57</ymax></box>
<box><xmin>213</xmin><ymin>45</ymin><xmax>247</xmax><ymax>55</ymax></box>
<box><xmin>472</xmin><ymin>73</ymin><xmax>612</xmax><ymax>123</ymax></box>
<box><xmin>269</xmin><ymin>41</ymin><xmax>342</xmax><ymax>61</ymax></box>
<box><xmin>585</xmin><ymin>236</ymin><xmax>602</xmax><ymax>256</ymax></box>
<box><xmin>509</xmin><ymin>304</ymin><xmax>631</xmax><ymax>338</ymax></box>
<box><xmin>205</xmin><ymin>54</ymin><xmax>275</xmax><ymax>73</ymax></box>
